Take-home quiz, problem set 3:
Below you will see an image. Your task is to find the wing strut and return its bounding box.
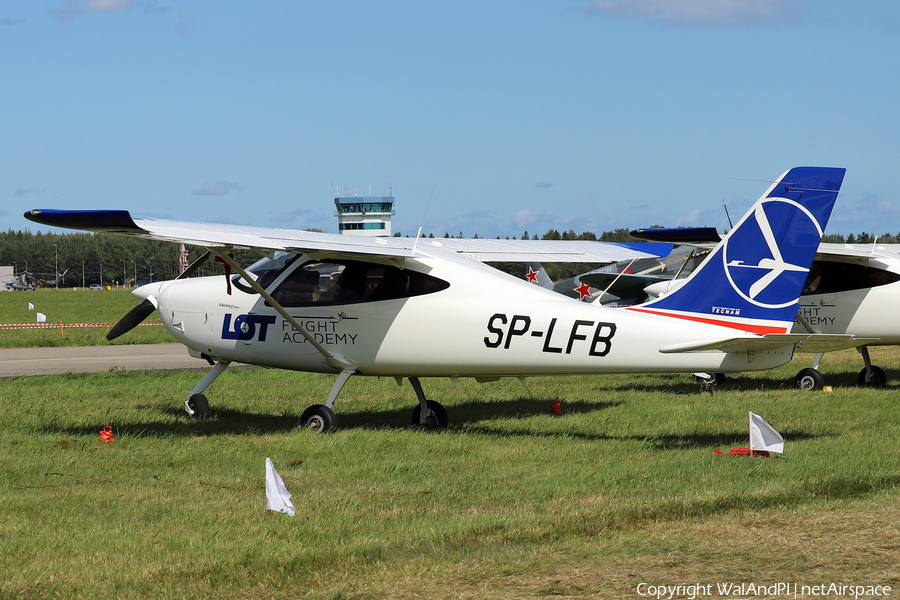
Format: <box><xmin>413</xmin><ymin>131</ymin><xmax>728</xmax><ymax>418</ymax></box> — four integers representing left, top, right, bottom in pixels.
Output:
<box><xmin>210</xmin><ymin>249</ymin><xmax>358</xmax><ymax>372</ymax></box>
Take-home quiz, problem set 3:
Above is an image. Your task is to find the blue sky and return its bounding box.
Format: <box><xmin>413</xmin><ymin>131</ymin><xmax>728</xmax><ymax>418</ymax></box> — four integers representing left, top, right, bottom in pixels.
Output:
<box><xmin>3</xmin><ymin>0</ymin><xmax>899</xmax><ymax>239</ymax></box>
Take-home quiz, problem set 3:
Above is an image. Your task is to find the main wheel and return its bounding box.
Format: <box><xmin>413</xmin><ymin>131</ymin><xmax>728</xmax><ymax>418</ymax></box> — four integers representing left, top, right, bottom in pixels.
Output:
<box><xmin>795</xmin><ymin>368</ymin><xmax>825</xmax><ymax>391</ymax></box>
<box><xmin>858</xmin><ymin>366</ymin><xmax>887</xmax><ymax>386</ymax></box>
<box><xmin>187</xmin><ymin>393</ymin><xmax>210</xmax><ymax>418</ymax></box>
<box><xmin>411</xmin><ymin>400</ymin><xmax>448</xmax><ymax>428</ymax></box>
<box><xmin>300</xmin><ymin>404</ymin><xmax>337</xmax><ymax>433</ymax></box>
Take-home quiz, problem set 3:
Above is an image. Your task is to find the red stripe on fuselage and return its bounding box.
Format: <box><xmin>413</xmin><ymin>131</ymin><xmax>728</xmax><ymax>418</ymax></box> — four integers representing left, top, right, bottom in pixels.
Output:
<box><xmin>625</xmin><ymin>307</ymin><xmax>788</xmax><ymax>335</ymax></box>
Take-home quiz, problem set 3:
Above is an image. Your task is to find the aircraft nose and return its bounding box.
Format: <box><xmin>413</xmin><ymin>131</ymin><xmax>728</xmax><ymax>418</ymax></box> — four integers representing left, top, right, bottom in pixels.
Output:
<box><xmin>132</xmin><ymin>281</ymin><xmax>166</xmax><ymax>301</ymax></box>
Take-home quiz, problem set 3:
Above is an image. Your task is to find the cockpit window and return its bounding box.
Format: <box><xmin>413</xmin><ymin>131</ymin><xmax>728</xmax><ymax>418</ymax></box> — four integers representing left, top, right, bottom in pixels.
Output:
<box><xmin>802</xmin><ymin>261</ymin><xmax>900</xmax><ymax>295</ymax></box>
<box><xmin>232</xmin><ymin>252</ymin><xmax>302</xmax><ymax>294</ymax></box>
<box><xmin>267</xmin><ymin>259</ymin><xmax>450</xmax><ymax>307</ymax></box>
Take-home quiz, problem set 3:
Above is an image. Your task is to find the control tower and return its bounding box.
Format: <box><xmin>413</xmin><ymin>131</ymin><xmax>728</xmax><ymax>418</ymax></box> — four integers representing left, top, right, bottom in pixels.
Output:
<box><xmin>334</xmin><ymin>189</ymin><xmax>395</xmax><ymax>237</ymax></box>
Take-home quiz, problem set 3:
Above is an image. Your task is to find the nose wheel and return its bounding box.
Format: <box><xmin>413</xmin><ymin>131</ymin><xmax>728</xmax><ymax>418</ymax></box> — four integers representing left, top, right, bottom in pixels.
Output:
<box><xmin>185</xmin><ymin>393</ymin><xmax>210</xmax><ymax>418</ymax></box>
<box><xmin>184</xmin><ymin>359</ymin><xmax>231</xmax><ymax>417</ymax></box>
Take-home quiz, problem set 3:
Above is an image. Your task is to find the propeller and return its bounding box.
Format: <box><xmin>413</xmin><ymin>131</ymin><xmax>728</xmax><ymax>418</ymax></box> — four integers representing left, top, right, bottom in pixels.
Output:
<box><xmin>177</xmin><ymin>250</ymin><xmax>210</xmax><ymax>280</ymax></box>
<box><xmin>106</xmin><ymin>296</ymin><xmax>158</xmax><ymax>341</ymax></box>
<box><xmin>106</xmin><ymin>251</ymin><xmax>211</xmax><ymax>342</ymax></box>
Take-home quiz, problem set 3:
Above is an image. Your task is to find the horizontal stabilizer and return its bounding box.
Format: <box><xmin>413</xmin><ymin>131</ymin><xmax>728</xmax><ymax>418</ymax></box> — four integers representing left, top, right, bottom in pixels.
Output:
<box><xmin>659</xmin><ymin>333</ymin><xmax>877</xmax><ymax>354</ymax></box>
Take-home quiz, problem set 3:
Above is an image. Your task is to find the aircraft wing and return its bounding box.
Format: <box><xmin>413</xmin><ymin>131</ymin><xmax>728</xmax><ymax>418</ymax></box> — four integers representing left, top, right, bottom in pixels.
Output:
<box><xmin>24</xmin><ymin>209</ymin><xmax>661</xmax><ymax>264</ymax></box>
<box><xmin>632</xmin><ymin>230</ymin><xmax>900</xmax><ymax>265</ymax></box>
<box><xmin>816</xmin><ymin>243</ymin><xmax>900</xmax><ymax>261</ymax></box>
<box><xmin>659</xmin><ymin>333</ymin><xmax>879</xmax><ymax>355</ymax></box>
<box><xmin>420</xmin><ymin>238</ymin><xmax>666</xmax><ymax>263</ymax></box>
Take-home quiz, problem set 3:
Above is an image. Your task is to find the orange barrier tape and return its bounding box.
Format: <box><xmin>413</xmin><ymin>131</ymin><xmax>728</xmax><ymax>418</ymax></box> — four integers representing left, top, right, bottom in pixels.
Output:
<box><xmin>0</xmin><ymin>322</ymin><xmax>162</xmax><ymax>330</ymax></box>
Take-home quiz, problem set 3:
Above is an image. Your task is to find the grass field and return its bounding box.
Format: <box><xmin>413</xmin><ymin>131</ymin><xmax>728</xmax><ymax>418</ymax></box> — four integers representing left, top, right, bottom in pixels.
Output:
<box><xmin>0</xmin><ymin>287</ymin><xmax>174</xmax><ymax>346</ymax></box>
<box><xmin>2</xmin><ymin>345</ymin><xmax>899</xmax><ymax>599</ymax></box>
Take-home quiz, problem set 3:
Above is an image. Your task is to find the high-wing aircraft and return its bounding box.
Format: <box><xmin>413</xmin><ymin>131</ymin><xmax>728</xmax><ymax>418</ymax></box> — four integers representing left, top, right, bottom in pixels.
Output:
<box><xmin>631</xmin><ymin>233</ymin><xmax>900</xmax><ymax>390</ymax></box>
<box><xmin>25</xmin><ymin>167</ymin><xmax>855</xmax><ymax>431</ymax></box>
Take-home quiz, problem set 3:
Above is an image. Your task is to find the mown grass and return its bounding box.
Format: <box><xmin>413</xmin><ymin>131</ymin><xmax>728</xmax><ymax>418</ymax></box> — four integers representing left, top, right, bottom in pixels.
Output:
<box><xmin>1</xmin><ymin>347</ymin><xmax>899</xmax><ymax>598</ymax></box>
<box><xmin>0</xmin><ymin>288</ymin><xmax>174</xmax><ymax>346</ymax></box>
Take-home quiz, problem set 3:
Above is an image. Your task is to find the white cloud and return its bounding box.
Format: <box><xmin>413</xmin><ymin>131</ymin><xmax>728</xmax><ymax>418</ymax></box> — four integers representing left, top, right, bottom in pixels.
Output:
<box><xmin>52</xmin><ymin>0</ymin><xmax>132</xmax><ymax>21</ymax></box>
<box><xmin>51</xmin><ymin>0</ymin><xmax>176</xmax><ymax>22</ymax></box>
<box><xmin>269</xmin><ymin>209</ymin><xmax>329</xmax><ymax>228</ymax></box>
<box><xmin>14</xmin><ymin>188</ymin><xmax>46</xmax><ymax>198</ymax></box>
<box><xmin>271</xmin><ymin>209</ymin><xmax>312</xmax><ymax>224</ymax></box>
<box><xmin>174</xmin><ymin>14</ymin><xmax>189</xmax><ymax>34</ymax></box>
<box><xmin>675</xmin><ymin>208</ymin><xmax>704</xmax><ymax>226</ymax></box>
<box><xmin>830</xmin><ymin>192</ymin><xmax>900</xmax><ymax>233</ymax></box>
<box><xmin>88</xmin><ymin>0</ymin><xmax>132</xmax><ymax>11</ymax></box>
<box><xmin>515</xmin><ymin>209</ymin><xmax>542</xmax><ymax>228</ymax></box>
<box><xmin>192</xmin><ymin>181</ymin><xmax>244</xmax><ymax>196</ymax></box>
<box><xmin>584</xmin><ymin>0</ymin><xmax>803</xmax><ymax>26</ymax></box>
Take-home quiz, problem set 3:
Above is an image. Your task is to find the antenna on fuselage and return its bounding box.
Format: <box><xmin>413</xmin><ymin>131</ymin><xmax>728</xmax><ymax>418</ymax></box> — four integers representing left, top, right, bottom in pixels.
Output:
<box><xmin>412</xmin><ymin>184</ymin><xmax>436</xmax><ymax>256</ymax></box>
<box><xmin>871</xmin><ymin>204</ymin><xmax>888</xmax><ymax>255</ymax></box>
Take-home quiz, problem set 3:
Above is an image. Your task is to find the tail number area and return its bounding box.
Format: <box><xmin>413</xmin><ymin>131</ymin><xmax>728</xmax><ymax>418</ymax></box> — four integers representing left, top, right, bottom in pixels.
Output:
<box><xmin>483</xmin><ymin>313</ymin><xmax>616</xmax><ymax>357</ymax></box>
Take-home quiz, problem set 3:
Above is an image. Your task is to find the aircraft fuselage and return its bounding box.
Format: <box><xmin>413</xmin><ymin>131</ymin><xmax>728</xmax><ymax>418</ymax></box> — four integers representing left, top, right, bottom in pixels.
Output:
<box><xmin>147</xmin><ymin>248</ymin><xmax>794</xmax><ymax>378</ymax></box>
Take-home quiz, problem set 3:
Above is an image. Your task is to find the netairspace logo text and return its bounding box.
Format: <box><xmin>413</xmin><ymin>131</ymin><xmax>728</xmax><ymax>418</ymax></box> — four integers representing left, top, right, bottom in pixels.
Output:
<box><xmin>636</xmin><ymin>582</ymin><xmax>892</xmax><ymax>599</ymax></box>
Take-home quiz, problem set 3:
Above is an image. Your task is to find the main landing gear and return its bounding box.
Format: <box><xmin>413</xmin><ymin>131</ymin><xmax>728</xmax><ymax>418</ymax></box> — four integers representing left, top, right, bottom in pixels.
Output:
<box><xmin>296</xmin><ymin>373</ymin><xmax>447</xmax><ymax>433</ymax></box>
<box><xmin>183</xmin><ymin>363</ymin><xmax>449</xmax><ymax>433</ymax></box>
<box><xmin>296</xmin><ymin>369</ymin><xmax>354</xmax><ymax>433</ymax></box>
<box><xmin>794</xmin><ymin>346</ymin><xmax>887</xmax><ymax>390</ymax></box>
<box><xmin>409</xmin><ymin>377</ymin><xmax>448</xmax><ymax>428</ymax></box>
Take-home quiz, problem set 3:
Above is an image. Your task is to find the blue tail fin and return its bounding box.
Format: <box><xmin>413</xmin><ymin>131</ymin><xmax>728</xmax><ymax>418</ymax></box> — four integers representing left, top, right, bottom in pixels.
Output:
<box><xmin>628</xmin><ymin>167</ymin><xmax>845</xmax><ymax>335</ymax></box>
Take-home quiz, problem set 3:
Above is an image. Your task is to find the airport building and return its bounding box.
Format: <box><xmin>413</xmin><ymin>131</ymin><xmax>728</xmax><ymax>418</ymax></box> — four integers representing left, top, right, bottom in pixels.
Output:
<box><xmin>334</xmin><ymin>193</ymin><xmax>395</xmax><ymax>237</ymax></box>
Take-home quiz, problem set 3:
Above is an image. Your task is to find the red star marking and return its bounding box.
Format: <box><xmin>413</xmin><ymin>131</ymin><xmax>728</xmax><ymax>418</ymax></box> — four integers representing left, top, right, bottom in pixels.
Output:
<box><xmin>574</xmin><ymin>281</ymin><xmax>592</xmax><ymax>301</ymax></box>
<box><xmin>525</xmin><ymin>266</ymin><xmax>539</xmax><ymax>283</ymax></box>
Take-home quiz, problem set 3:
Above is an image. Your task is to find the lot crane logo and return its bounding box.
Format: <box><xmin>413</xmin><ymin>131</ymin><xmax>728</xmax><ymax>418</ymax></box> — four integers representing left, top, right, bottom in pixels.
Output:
<box><xmin>723</xmin><ymin>198</ymin><xmax>822</xmax><ymax>310</ymax></box>
<box><xmin>222</xmin><ymin>314</ymin><xmax>277</xmax><ymax>341</ymax></box>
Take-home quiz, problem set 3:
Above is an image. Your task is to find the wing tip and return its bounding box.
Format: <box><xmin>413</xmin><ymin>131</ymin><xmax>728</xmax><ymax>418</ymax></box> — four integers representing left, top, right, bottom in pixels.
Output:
<box><xmin>24</xmin><ymin>209</ymin><xmax>144</xmax><ymax>234</ymax></box>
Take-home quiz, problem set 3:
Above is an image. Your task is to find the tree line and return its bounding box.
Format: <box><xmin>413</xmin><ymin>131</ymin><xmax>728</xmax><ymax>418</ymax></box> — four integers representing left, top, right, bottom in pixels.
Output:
<box><xmin>0</xmin><ymin>230</ymin><xmax>258</xmax><ymax>287</ymax></box>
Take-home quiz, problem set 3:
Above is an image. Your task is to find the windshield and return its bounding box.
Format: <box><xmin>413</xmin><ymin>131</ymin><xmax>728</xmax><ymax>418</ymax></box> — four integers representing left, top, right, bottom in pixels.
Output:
<box><xmin>232</xmin><ymin>252</ymin><xmax>301</xmax><ymax>294</ymax></box>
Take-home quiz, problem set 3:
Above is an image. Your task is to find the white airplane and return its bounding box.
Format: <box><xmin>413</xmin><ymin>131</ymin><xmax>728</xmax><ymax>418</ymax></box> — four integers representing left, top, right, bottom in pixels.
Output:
<box><xmin>25</xmin><ymin>166</ymin><xmax>860</xmax><ymax>431</ymax></box>
<box><xmin>632</xmin><ymin>236</ymin><xmax>900</xmax><ymax>390</ymax></box>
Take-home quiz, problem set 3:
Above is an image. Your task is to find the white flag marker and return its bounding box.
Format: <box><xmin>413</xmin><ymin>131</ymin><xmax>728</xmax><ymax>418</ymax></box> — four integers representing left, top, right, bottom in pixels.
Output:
<box><xmin>265</xmin><ymin>457</ymin><xmax>296</xmax><ymax>516</ymax></box>
<box><xmin>28</xmin><ymin>302</ymin><xmax>34</xmax><ymax>311</ymax></box>
<box><xmin>749</xmin><ymin>411</ymin><xmax>784</xmax><ymax>454</ymax></box>
<box><xmin>36</xmin><ymin>312</ymin><xmax>46</xmax><ymax>323</ymax></box>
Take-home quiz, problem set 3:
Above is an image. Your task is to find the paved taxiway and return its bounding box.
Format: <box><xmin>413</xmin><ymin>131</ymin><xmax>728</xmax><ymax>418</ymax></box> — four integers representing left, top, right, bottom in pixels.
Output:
<box><xmin>0</xmin><ymin>344</ymin><xmax>212</xmax><ymax>378</ymax></box>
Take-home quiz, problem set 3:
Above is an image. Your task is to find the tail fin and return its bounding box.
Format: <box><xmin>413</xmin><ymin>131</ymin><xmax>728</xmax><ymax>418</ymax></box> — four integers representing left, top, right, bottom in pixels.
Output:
<box><xmin>525</xmin><ymin>262</ymin><xmax>554</xmax><ymax>289</ymax></box>
<box><xmin>627</xmin><ymin>167</ymin><xmax>845</xmax><ymax>335</ymax></box>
